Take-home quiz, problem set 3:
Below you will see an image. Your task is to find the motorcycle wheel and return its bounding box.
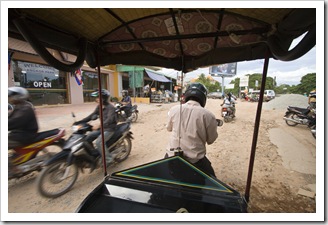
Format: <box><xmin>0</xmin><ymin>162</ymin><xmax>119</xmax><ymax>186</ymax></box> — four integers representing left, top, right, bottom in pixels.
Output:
<box><xmin>285</xmin><ymin>112</ymin><xmax>299</xmax><ymax>126</ymax></box>
<box><xmin>36</xmin><ymin>160</ymin><xmax>78</xmax><ymax>198</ymax></box>
<box><xmin>130</xmin><ymin>112</ymin><xmax>138</xmax><ymax>123</ymax></box>
<box><xmin>113</xmin><ymin>137</ymin><xmax>132</xmax><ymax>162</ymax></box>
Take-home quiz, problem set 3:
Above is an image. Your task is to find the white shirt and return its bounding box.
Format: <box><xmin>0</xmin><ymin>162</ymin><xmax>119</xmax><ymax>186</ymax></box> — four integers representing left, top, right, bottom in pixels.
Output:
<box><xmin>166</xmin><ymin>100</ymin><xmax>218</xmax><ymax>163</ymax></box>
<box><xmin>223</xmin><ymin>97</ymin><xmax>236</xmax><ymax>106</ymax></box>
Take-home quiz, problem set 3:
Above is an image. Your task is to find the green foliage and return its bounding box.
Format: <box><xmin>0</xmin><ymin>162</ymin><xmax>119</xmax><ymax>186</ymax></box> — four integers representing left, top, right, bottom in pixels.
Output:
<box><xmin>193</xmin><ymin>72</ymin><xmax>316</xmax><ymax>96</ymax></box>
<box><xmin>228</xmin><ymin>73</ymin><xmax>275</xmax><ymax>95</ymax></box>
<box><xmin>195</xmin><ymin>73</ymin><xmax>222</xmax><ymax>93</ymax></box>
<box><xmin>247</xmin><ymin>74</ymin><xmax>275</xmax><ymax>90</ymax></box>
<box><xmin>289</xmin><ymin>73</ymin><xmax>316</xmax><ymax>94</ymax></box>
<box><xmin>274</xmin><ymin>73</ymin><xmax>316</xmax><ymax>94</ymax></box>
<box><xmin>274</xmin><ymin>84</ymin><xmax>291</xmax><ymax>94</ymax></box>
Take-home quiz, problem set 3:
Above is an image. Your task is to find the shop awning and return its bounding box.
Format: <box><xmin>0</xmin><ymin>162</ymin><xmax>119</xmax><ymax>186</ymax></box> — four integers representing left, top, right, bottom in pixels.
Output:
<box><xmin>145</xmin><ymin>69</ymin><xmax>172</xmax><ymax>83</ymax></box>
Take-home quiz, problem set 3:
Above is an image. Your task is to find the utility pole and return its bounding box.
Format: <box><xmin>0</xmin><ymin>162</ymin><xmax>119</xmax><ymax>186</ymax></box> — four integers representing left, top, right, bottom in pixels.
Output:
<box><xmin>221</xmin><ymin>75</ymin><xmax>225</xmax><ymax>96</ymax></box>
<box><xmin>133</xmin><ymin>66</ymin><xmax>136</xmax><ymax>103</ymax></box>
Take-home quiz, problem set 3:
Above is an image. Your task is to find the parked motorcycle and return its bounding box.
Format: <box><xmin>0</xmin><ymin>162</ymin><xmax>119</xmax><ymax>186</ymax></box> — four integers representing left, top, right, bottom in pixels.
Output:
<box><xmin>8</xmin><ymin>128</ymin><xmax>65</xmax><ymax>179</ymax></box>
<box><xmin>115</xmin><ymin>102</ymin><xmax>139</xmax><ymax>123</ymax></box>
<box><xmin>36</xmin><ymin>114</ymin><xmax>133</xmax><ymax>198</ymax></box>
<box><xmin>221</xmin><ymin>103</ymin><xmax>236</xmax><ymax>122</ymax></box>
<box><xmin>283</xmin><ymin>105</ymin><xmax>316</xmax><ymax>128</ymax></box>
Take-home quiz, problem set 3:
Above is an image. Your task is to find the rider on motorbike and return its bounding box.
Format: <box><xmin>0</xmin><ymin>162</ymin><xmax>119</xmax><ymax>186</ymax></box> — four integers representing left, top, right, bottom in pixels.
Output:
<box><xmin>308</xmin><ymin>89</ymin><xmax>316</xmax><ymax>109</ymax></box>
<box><xmin>8</xmin><ymin>87</ymin><xmax>39</xmax><ymax>149</ymax></box>
<box><xmin>73</xmin><ymin>89</ymin><xmax>117</xmax><ymax>165</ymax></box>
<box><xmin>221</xmin><ymin>92</ymin><xmax>236</xmax><ymax>117</ymax></box>
<box><xmin>120</xmin><ymin>90</ymin><xmax>132</xmax><ymax>117</ymax></box>
<box><xmin>8</xmin><ymin>87</ymin><xmax>39</xmax><ymax>176</ymax></box>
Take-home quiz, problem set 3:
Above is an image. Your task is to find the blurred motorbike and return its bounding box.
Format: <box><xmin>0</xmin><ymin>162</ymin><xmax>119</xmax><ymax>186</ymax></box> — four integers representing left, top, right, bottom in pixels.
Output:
<box><xmin>221</xmin><ymin>103</ymin><xmax>236</xmax><ymax>122</ymax></box>
<box><xmin>36</xmin><ymin>113</ymin><xmax>133</xmax><ymax>198</ymax></box>
<box><xmin>9</xmin><ymin>128</ymin><xmax>65</xmax><ymax>179</ymax></box>
<box><xmin>115</xmin><ymin>102</ymin><xmax>139</xmax><ymax>123</ymax></box>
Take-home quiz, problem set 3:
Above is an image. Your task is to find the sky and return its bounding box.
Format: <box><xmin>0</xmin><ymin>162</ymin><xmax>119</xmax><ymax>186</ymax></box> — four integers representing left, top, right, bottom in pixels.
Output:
<box><xmin>160</xmin><ymin>35</ymin><xmax>317</xmax><ymax>87</ymax></box>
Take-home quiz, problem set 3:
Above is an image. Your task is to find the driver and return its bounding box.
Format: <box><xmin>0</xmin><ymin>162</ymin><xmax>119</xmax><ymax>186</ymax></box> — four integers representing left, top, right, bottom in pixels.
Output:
<box><xmin>120</xmin><ymin>90</ymin><xmax>132</xmax><ymax>117</ymax></box>
<box><xmin>8</xmin><ymin>87</ymin><xmax>38</xmax><ymax>149</ymax></box>
<box><xmin>165</xmin><ymin>83</ymin><xmax>218</xmax><ymax>177</ymax></box>
<box><xmin>73</xmin><ymin>89</ymin><xmax>117</xmax><ymax>165</ymax></box>
<box><xmin>221</xmin><ymin>92</ymin><xmax>236</xmax><ymax>117</ymax></box>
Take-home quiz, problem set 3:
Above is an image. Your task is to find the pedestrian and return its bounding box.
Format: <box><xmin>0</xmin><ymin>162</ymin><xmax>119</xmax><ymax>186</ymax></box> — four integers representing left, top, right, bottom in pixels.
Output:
<box><xmin>165</xmin><ymin>83</ymin><xmax>218</xmax><ymax>177</ymax></box>
<box><xmin>308</xmin><ymin>89</ymin><xmax>316</xmax><ymax>109</ymax></box>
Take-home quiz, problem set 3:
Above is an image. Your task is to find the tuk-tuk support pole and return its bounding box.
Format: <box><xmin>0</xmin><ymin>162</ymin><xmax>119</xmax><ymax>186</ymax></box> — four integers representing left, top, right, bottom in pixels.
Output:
<box><xmin>95</xmin><ymin>51</ymin><xmax>108</xmax><ymax>177</ymax></box>
<box><xmin>244</xmin><ymin>54</ymin><xmax>270</xmax><ymax>203</ymax></box>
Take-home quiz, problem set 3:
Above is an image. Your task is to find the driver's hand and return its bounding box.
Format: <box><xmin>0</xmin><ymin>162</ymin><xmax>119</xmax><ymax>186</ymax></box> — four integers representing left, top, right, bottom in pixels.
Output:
<box><xmin>92</xmin><ymin>124</ymin><xmax>100</xmax><ymax>130</ymax></box>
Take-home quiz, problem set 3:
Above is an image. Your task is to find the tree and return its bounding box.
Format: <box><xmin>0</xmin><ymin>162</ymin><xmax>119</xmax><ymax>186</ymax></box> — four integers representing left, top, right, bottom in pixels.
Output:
<box><xmin>195</xmin><ymin>73</ymin><xmax>221</xmax><ymax>93</ymax></box>
<box><xmin>289</xmin><ymin>73</ymin><xmax>316</xmax><ymax>94</ymax></box>
<box><xmin>228</xmin><ymin>73</ymin><xmax>275</xmax><ymax>96</ymax></box>
<box><xmin>275</xmin><ymin>84</ymin><xmax>291</xmax><ymax>94</ymax></box>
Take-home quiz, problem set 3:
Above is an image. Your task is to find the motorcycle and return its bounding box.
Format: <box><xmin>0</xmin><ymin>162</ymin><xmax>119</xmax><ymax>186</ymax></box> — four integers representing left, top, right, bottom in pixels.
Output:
<box><xmin>8</xmin><ymin>128</ymin><xmax>66</xmax><ymax>179</ymax></box>
<box><xmin>36</xmin><ymin>113</ymin><xmax>133</xmax><ymax>198</ymax></box>
<box><xmin>283</xmin><ymin>105</ymin><xmax>316</xmax><ymax>129</ymax></box>
<box><xmin>221</xmin><ymin>103</ymin><xmax>236</xmax><ymax>122</ymax></box>
<box><xmin>115</xmin><ymin>102</ymin><xmax>139</xmax><ymax>123</ymax></box>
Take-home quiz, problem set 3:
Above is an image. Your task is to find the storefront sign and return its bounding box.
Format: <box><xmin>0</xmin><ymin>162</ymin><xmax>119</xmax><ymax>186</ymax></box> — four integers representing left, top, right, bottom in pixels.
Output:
<box><xmin>33</xmin><ymin>81</ymin><xmax>52</xmax><ymax>88</ymax></box>
<box><xmin>18</xmin><ymin>62</ymin><xmax>57</xmax><ymax>76</ymax></box>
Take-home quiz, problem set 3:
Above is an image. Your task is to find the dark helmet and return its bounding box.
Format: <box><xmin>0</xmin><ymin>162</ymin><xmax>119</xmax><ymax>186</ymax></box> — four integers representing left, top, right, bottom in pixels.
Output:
<box><xmin>184</xmin><ymin>82</ymin><xmax>208</xmax><ymax>107</ymax></box>
<box><xmin>227</xmin><ymin>92</ymin><xmax>232</xmax><ymax>97</ymax></box>
<box><xmin>91</xmin><ymin>89</ymin><xmax>110</xmax><ymax>102</ymax></box>
<box><xmin>122</xmin><ymin>90</ymin><xmax>128</xmax><ymax>97</ymax></box>
<box><xmin>8</xmin><ymin>86</ymin><xmax>29</xmax><ymax>102</ymax></box>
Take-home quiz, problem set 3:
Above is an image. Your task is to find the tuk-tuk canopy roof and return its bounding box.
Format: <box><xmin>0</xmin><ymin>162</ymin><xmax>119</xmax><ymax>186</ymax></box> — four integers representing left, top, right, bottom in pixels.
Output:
<box><xmin>8</xmin><ymin>8</ymin><xmax>316</xmax><ymax>73</ymax></box>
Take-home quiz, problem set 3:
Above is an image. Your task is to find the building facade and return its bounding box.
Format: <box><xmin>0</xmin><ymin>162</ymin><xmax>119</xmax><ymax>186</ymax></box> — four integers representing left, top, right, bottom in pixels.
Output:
<box><xmin>8</xmin><ymin>37</ymin><xmax>177</xmax><ymax>106</ymax></box>
<box><xmin>8</xmin><ymin>37</ymin><xmax>116</xmax><ymax>106</ymax></box>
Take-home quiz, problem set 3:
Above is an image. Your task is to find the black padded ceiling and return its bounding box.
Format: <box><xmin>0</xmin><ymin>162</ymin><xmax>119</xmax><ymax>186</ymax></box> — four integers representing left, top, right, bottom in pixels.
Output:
<box><xmin>8</xmin><ymin>8</ymin><xmax>316</xmax><ymax>72</ymax></box>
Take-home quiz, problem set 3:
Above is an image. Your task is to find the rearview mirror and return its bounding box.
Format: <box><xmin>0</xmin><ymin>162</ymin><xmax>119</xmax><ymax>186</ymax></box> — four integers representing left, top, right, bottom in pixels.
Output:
<box><xmin>216</xmin><ymin>119</ymin><xmax>223</xmax><ymax>127</ymax></box>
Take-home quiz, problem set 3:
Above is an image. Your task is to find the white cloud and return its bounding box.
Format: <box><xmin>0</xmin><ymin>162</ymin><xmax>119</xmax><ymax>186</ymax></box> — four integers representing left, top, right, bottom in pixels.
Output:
<box><xmin>160</xmin><ymin>44</ymin><xmax>316</xmax><ymax>86</ymax></box>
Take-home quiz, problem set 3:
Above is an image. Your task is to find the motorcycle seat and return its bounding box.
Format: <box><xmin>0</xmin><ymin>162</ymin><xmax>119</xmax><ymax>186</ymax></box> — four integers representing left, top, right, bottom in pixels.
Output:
<box><xmin>289</xmin><ymin>107</ymin><xmax>310</xmax><ymax>114</ymax></box>
<box><xmin>33</xmin><ymin>128</ymin><xmax>63</xmax><ymax>143</ymax></box>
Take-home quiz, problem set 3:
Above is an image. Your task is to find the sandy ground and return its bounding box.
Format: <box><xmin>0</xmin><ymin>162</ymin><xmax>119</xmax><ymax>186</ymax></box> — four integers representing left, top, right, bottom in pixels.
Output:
<box><xmin>7</xmin><ymin>98</ymin><xmax>317</xmax><ymax>215</ymax></box>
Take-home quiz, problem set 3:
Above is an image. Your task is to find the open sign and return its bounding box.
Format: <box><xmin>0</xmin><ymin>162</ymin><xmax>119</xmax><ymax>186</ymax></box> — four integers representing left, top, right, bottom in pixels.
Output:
<box><xmin>33</xmin><ymin>81</ymin><xmax>52</xmax><ymax>88</ymax></box>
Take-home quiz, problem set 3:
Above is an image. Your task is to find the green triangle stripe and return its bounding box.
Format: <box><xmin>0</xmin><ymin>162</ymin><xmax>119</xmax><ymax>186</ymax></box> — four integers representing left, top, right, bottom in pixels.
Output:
<box><xmin>116</xmin><ymin>156</ymin><xmax>233</xmax><ymax>193</ymax></box>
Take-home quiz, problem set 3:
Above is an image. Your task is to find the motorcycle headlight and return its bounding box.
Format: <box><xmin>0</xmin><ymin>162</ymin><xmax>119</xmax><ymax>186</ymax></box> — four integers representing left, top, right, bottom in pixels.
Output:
<box><xmin>72</xmin><ymin>125</ymin><xmax>82</xmax><ymax>132</ymax></box>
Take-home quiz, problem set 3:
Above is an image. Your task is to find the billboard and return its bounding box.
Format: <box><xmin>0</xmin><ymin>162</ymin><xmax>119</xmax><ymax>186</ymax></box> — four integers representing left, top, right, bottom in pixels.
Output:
<box><xmin>210</xmin><ymin>63</ymin><xmax>237</xmax><ymax>77</ymax></box>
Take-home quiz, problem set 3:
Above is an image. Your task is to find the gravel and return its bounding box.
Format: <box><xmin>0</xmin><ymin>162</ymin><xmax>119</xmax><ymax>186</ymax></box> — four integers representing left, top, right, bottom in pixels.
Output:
<box><xmin>263</xmin><ymin>94</ymin><xmax>309</xmax><ymax>110</ymax></box>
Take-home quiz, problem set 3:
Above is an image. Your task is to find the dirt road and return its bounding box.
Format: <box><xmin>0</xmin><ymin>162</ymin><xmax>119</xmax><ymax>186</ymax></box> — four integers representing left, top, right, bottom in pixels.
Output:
<box><xmin>7</xmin><ymin>98</ymin><xmax>317</xmax><ymax>215</ymax></box>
